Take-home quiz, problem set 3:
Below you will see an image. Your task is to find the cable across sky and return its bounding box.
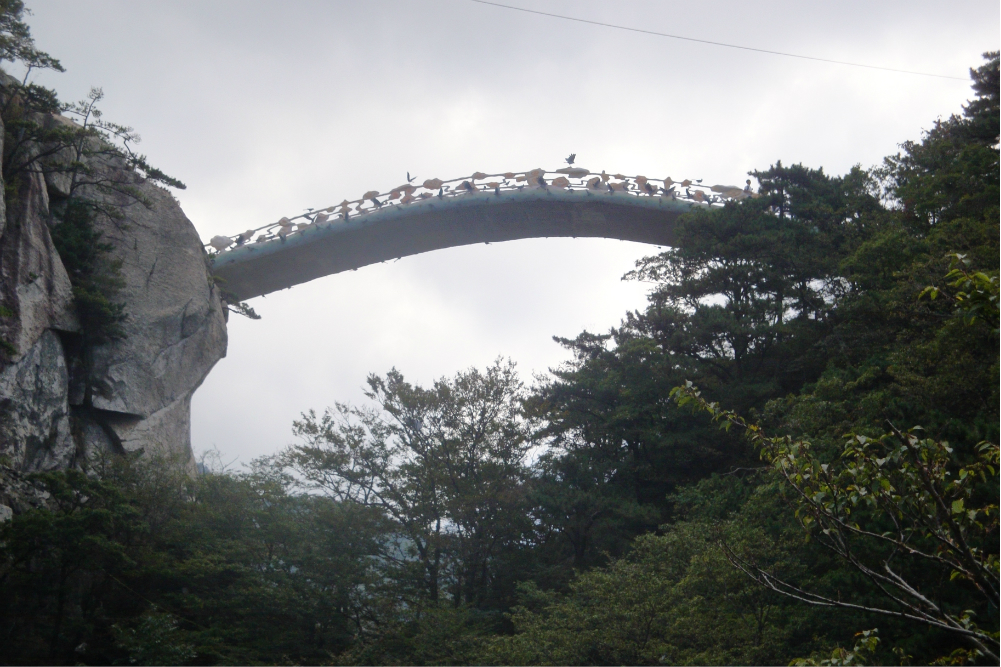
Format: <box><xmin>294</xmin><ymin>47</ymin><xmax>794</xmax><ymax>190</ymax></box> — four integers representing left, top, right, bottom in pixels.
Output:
<box><xmin>465</xmin><ymin>0</ymin><xmax>968</xmax><ymax>81</ymax></box>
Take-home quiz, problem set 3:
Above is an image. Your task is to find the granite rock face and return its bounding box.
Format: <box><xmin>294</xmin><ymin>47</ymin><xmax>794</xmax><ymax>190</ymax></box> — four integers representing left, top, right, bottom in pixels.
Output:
<box><xmin>0</xmin><ymin>168</ymin><xmax>79</xmax><ymax>363</ymax></box>
<box><xmin>0</xmin><ymin>104</ymin><xmax>227</xmax><ymax>483</ymax></box>
<box><xmin>0</xmin><ymin>329</ymin><xmax>75</xmax><ymax>471</ymax></box>
<box><xmin>81</xmin><ymin>178</ymin><xmax>228</xmax><ymax>458</ymax></box>
<box><xmin>0</xmin><ymin>135</ymin><xmax>80</xmax><ymax>475</ymax></box>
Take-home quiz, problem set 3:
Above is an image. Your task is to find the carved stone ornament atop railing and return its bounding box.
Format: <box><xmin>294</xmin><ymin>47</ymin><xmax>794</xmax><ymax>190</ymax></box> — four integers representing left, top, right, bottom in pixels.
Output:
<box><xmin>206</xmin><ymin>168</ymin><xmax>755</xmax><ymax>255</ymax></box>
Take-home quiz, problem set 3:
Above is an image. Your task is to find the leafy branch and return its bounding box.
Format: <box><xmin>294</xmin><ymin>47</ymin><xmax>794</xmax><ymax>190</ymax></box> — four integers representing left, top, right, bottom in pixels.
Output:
<box><xmin>670</xmin><ymin>382</ymin><xmax>999</xmax><ymax>661</ymax></box>
<box><xmin>213</xmin><ymin>277</ymin><xmax>261</xmax><ymax>320</ymax></box>
<box><xmin>920</xmin><ymin>253</ymin><xmax>999</xmax><ymax>332</ymax></box>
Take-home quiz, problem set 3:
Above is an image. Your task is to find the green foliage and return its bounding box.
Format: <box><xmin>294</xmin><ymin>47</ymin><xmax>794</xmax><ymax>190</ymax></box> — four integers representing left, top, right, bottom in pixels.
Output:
<box><xmin>766</xmin><ymin>53</ymin><xmax>999</xmax><ymax>450</ymax></box>
<box><xmin>210</xmin><ymin>274</ymin><xmax>262</xmax><ymax>321</ymax></box>
<box><xmin>0</xmin><ymin>0</ymin><xmax>61</xmax><ymax>74</ymax></box>
<box><xmin>524</xmin><ymin>445</ymin><xmax>660</xmax><ymax>578</ymax></box>
<box><xmin>224</xmin><ymin>299</ymin><xmax>261</xmax><ymax>320</ymax></box>
<box><xmin>0</xmin><ymin>461</ymin><xmax>167</xmax><ymax>664</ymax></box>
<box><xmin>486</xmin><ymin>513</ymin><xmax>822</xmax><ymax>666</ymax></box>
<box><xmin>51</xmin><ymin>86</ymin><xmax>187</xmax><ymax>213</ymax></box>
<box><xmin>921</xmin><ymin>252</ymin><xmax>1000</xmax><ymax>331</ymax></box>
<box><xmin>522</xmin><ymin>159</ymin><xmax>872</xmax><ymax>570</ymax></box>
<box><xmin>111</xmin><ymin>610</ymin><xmax>197</xmax><ymax>666</ymax></box>
<box><xmin>285</xmin><ymin>359</ymin><xmax>532</xmax><ymax>610</ymax></box>
<box><xmin>881</xmin><ymin>52</ymin><xmax>998</xmax><ymax>228</ymax></box>
<box><xmin>792</xmin><ymin>629</ymin><xmax>881</xmax><ymax>666</ymax></box>
<box><xmin>674</xmin><ymin>381</ymin><xmax>999</xmax><ymax>661</ymax></box>
<box><xmin>153</xmin><ymin>465</ymin><xmax>387</xmax><ymax>664</ymax></box>
<box><xmin>0</xmin><ymin>303</ymin><xmax>14</xmax><ymax>356</ymax></box>
<box><xmin>49</xmin><ymin>199</ymin><xmax>126</xmax><ymax>346</ymax></box>
<box><xmin>334</xmin><ymin>605</ymin><xmax>492</xmax><ymax>666</ymax></box>
<box><xmin>0</xmin><ymin>452</ymin><xmax>394</xmax><ymax>665</ymax></box>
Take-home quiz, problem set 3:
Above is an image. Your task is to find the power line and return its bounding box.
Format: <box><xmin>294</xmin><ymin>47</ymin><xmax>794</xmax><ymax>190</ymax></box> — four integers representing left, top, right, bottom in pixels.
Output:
<box><xmin>465</xmin><ymin>0</ymin><xmax>968</xmax><ymax>82</ymax></box>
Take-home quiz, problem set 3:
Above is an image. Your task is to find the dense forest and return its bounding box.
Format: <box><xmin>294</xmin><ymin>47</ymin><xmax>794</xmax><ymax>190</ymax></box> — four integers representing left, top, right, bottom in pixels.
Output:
<box><xmin>0</xmin><ymin>4</ymin><xmax>998</xmax><ymax>665</ymax></box>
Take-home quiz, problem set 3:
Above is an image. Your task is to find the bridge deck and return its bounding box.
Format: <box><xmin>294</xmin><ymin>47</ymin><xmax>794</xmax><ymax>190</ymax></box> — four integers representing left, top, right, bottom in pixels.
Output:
<box><xmin>210</xmin><ymin>188</ymin><xmax>699</xmax><ymax>301</ymax></box>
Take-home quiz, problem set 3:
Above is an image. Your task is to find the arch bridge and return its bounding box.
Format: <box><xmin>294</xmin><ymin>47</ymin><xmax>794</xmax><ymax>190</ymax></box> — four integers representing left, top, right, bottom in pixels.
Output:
<box><xmin>207</xmin><ymin>168</ymin><xmax>752</xmax><ymax>302</ymax></box>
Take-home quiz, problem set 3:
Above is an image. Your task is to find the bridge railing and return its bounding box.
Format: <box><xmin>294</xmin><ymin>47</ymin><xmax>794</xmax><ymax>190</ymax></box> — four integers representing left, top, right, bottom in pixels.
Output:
<box><xmin>206</xmin><ymin>168</ymin><xmax>754</xmax><ymax>255</ymax></box>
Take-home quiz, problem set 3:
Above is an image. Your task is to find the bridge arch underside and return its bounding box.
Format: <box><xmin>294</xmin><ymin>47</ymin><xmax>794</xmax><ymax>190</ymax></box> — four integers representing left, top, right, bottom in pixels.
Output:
<box><xmin>211</xmin><ymin>190</ymin><xmax>701</xmax><ymax>301</ymax></box>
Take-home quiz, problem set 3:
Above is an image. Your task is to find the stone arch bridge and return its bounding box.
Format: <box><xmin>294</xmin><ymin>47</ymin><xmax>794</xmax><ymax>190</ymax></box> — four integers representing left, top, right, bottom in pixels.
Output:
<box><xmin>208</xmin><ymin>168</ymin><xmax>752</xmax><ymax>301</ymax></box>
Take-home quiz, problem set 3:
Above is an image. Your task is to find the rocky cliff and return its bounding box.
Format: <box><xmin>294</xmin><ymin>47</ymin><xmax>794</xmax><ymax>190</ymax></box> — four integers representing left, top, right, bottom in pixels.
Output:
<box><xmin>0</xmin><ymin>101</ymin><xmax>227</xmax><ymax>512</ymax></box>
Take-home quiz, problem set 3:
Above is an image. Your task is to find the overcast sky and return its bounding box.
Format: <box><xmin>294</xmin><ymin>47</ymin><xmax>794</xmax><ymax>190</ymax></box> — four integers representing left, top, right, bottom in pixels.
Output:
<box><xmin>22</xmin><ymin>0</ymin><xmax>999</xmax><ymax>464</ymax></box>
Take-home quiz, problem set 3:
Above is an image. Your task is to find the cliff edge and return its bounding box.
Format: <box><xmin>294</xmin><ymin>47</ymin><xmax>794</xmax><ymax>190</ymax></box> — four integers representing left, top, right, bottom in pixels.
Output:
<box><xmin>0</xmin><ymin>90</ymin><xmax>227</xmax><ymax>511</ymax></box>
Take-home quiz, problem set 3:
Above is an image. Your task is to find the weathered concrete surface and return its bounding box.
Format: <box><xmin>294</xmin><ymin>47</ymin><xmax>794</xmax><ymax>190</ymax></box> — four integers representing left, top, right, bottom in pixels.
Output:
<box><xmin>212</xmin><ymin>189</ymin><xmax>690</xmax><ymax>301</ymax></box>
